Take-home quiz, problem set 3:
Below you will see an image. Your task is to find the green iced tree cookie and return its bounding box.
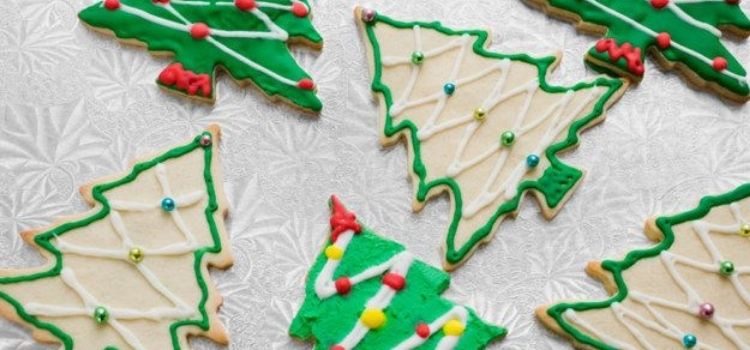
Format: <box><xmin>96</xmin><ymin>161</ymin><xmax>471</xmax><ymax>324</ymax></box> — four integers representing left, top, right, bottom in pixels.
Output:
<box><xmin>79</xmin><ymin>0</ymin><xmax>323</xmax><ymax>111</ymax></box>
<box><xmin>289</xmin><ymin>196</ymin><xmax>506</xmax><ymax>350</ymax></box>
<box><xmin>527</xmin><ymin>0</ymin><xmax>750</xmax><ymax>101</ymax></box>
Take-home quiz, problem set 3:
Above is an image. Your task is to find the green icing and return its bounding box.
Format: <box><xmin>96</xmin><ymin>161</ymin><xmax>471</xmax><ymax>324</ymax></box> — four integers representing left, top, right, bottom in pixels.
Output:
<box><xmin>545</xmin><ymin>183</ymin><xmax>750</xmax><ymax>349</ymax></box>
<box><xmin>79</xmin><ymin>0</ymin><xmax>323</xmax><ymax>111</ymax></box>
<box><xmin>534</xmin><ymin>0</ymin><xmax>750</xmax><ymax>98</ymax></box>
<box><xmin>0</xmin><ymin>130</ymin><xmax>226</xmax><ymax>350</ymax></box>
<box><xmin>288</xmin><ymin>199</ymin><xmax>506</xmax><ymax>349</ymax></box>
<box><xmin>362</xmin><ymin>11</ymin><xmax>625</xmax><ymax>265</ymax></box>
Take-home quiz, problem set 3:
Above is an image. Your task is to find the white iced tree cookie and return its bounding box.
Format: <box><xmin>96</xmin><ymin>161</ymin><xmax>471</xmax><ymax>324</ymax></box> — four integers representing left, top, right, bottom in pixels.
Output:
<box><xmin>0</xmin><ymin>125</ymin><xmax>233</xmax><ymax>350</ymax></box>
<box><xmin>356</xmin><ymin>7</ymin><xmax>627</xmax><ymax>269</ymax></box>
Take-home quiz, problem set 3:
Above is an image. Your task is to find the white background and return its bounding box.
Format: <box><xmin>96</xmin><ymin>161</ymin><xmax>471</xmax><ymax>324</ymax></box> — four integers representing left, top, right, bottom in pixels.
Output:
<box><xmin>2</xmin><ymin>0</ymin><xmax>750</xmax><ymax>348</ymax></box>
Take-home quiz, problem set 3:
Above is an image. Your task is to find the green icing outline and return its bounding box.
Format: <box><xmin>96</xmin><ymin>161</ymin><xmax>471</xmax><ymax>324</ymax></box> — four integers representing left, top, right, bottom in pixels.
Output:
<box><xmin>362</xmin><ymin>11</ymin><xmax>625</xmax><ymax>265</ymax></box>
<box><xmin>78</xmin><ymin>0</ymin><xmax>324</xmax><ymax>111</ymax></box>
<box><xmin>545</xmin><ymin>183</ymin><xmax>750</xmax><ymax>349</ymax></box>
<box><xmin>0</xmin><ymin>131</ymin><xmax>225</xmax><ymax>350</ymax></box>
<box><xmin>288</xmin><ymin>198</ymin><xmax>507</xmax><ymax>349</ymax></box>
<box><xmin>531</xmin><ymin>0</ymin><xmax>750</xmax><ymax>98</ymax></box>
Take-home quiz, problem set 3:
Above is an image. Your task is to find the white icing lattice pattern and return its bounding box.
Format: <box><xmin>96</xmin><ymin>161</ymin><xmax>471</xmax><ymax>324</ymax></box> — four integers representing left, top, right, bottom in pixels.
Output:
<box><xmin>25</xmin><ymin>163</ymin><xmax>205</xmax><ymax>350</ymax></box>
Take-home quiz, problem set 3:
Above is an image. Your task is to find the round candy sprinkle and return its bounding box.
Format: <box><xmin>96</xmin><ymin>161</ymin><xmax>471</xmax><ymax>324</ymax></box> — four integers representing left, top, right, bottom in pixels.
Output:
<box><xmin>473</xmin><ymin>108</ymin><xmax>486</xmax><ymax>121</ymax></box>
<box><xmin>93</xmin><ymin>306</ymin><xmax>109</xmax><ymax>324</ymax></box>
<box><xmin>128</xmin><ymin>247</ymin><xmax>145</xmax><ymax>264</ymax></box>
<box><xmin>190</xmin><ymin>23</ymin><xmax>210</xmax><ymax>39</ymax></box>
<box><xmin>334</xmin><ymin>277</ymin><xmax>351</xmax><ymax>295</ymax></box>
<box><xmin>161</xmin><ymin>197</ymin><xmax>176</xmax><ymax>212</ymax></box>
<box><xmin>330</xmin><ymin>346</ymin><xmax>345</xmax><ymax>350</ymax></box>
<box><xmin>324</xmin><ymin>245</ymin><xmax>344</xmax><ymax>260</ymax></box>
<box><xmin>411</xmin><ymin>51</ymin><xmax>425</xmax><ymax>65</ymax></box>
<box><xmin>501</xmin><ymin>131</ymin><xmax>515</xmax><ymax>147</ymax></box>
<box><xmin>442</xmin><ymin>319</ymin><xmax>465</xmax><ymax>336</ymax></box>
<box><xmin>526</xmin><ymin>154</ymin><xmax>540</xmax><ymax>168</ymax></box>
<box><xmin>740</xmin><ymin>223</ymin><xmax>750</xmax><ymax>236</ymax></box>
<box><xmin>199</xmin><ymin>132</ymin><xmax>212</xmax><ymax>147</ymax></box>
<box><xmin>291</xmin><ymin>1</ymin><xmax>309</xmax><ymax>17</ymax></box>
<box><xmin>415</xmin><ymin>322</ymin><xmax>430</xmax><ymax>338</ymax></box>
<box><xmin>720</xmin><ymin>260</ymin><xmax>735</xmax><ymax>276</ymax></box>
<box><xmin>683</xmin><ymin>333</ymin><xmax>697</xmax><ymax>348</ymax></box>
<box><xmin>713</xmin><ymin>57</ymin><xmax>728</xmax><ymax>71</ymax></box>
<box><xmin>235</xmin><ymin>0</ymin><xmax>256</xmax><ymax>11</ymax></box>
<box><xmin>297</xmin><ymin>78</ymin><xmax>315</xmax><ymax>90</ymax></box>
<box><xmin>104</xmin><ymin>0</ymin><xmax>121</xmax><ymax>10</ymax></box>
<box><xmin>656</xmin><ymin>32</ymin><xmax>671</xmax><ymax>49</ymax></box>
<box><xmin>443</xmin><ymin>83</ymin><xmax>456</xmax><ymax>95</ymax></box>
<box><xmin>382</xmin><ymin>272</ymin><xmax>406</xmax><ymax>291</ymax></box>
<box><xmin>360</xmin><ymin>308</ymin><xmax>386</xmax><ymax>329</ymax></box>
<box><xmin>651</xmin><ymin>0</ymin><xmax>669</xmax><ymax>8</ymax></box>
<box><xmin>698</xmin><ymin>302</ymin><xmax>715</xmax><ymax>319</ymax></box>
<box><xmin>360</xmin><ymin>8</ymin><xmax>376</xmax><ymax>23</ymax></box>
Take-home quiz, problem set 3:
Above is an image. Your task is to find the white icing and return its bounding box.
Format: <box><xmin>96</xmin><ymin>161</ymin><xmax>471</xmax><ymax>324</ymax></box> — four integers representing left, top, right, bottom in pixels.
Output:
<box><xmin>380</xmin><ymin>26</ymin><xmax>604</xmax><ymax>219</ymax></box>
<box><xmin>314</xmin><ymin>229</ymin><xmax>472</xmax><ymax>349</ymax></box>
<box><xmin>663</xmin><ymin>0</ymin><xmax>722</xmax><ymax>37</ymax></box>
<box><xmin>104</xmin><ymin>0</ymin><xmax>304</xmax><ymax>87</ymax></box>
<box><xmin>33</xmin><ymin>162</ymin><xmax>206</xmax><ymax>348</ymax></box>
<box><xmin>564</xmin><ymin>203</ymin><xmax>750</xmax><ymax>349</ymax></box>
<box><xmin>581</xmin><ymin>0</ymin><xmax>748</xmax><ymax>84</ymax></box>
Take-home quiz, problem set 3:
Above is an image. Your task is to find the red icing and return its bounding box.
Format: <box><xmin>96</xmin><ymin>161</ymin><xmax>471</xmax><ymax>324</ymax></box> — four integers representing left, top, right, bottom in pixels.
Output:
<box><xmin>298</xmin><ymin>78</ymin><xmax>315</xmax><ymax>90</ymax></box>
<box><xmin>415</xmin><ymin>323</ymin><xmax>430</xmax><ymax>338</ymax></box>
<box><xmin>651</xmin><ymin>0</ymin><xmax>669</xmax><ymax>8</ymax></box>
<box><xmin>382</xmin><ymin>273</ymin><xmax>406</xmax><ymax>291</ymax></box>
<box><xmin>329</xmin><ymin>196</ymin><xmax>362</xmax><ymax>242</ymax></box>
<box><xmin>656</xmin><ymin>32</ymin><xmax>671</xmax><ymax>49</ymax></box>
<box><xmin>292</xmin><ymin>1</ymin><xmax>309</xmax><ymax>17</ymax></box>
<box><xmin>335</xmin><ymin>277</ymin><xmax>352</xmax><ymax>295</ymax></box>
<box><xmin>330</xmin><ymin>346</ymin><xmax>345</xmax><ymax>350</ymax></box>
<box><xmin>235</xmin><ymin>0</ymin><xmax>256</xmax><ymax>11</ymax></box>
<box><xmin>104</xmin><ymin>0</ymin><xmax>120</xmax><ymax>10</ymax></box>
<box><xmin>158</xmin><ymin>63</ymin><xmax>212</xmax><ymax>97</ymax></box>
<box><xmin>713</xmin><ymin>57</ymin><xmax>728</xmax><ymax>71</ymax></box>
<box><xmin>190</xmin><ymin>23</ymin><xmax>210</xmax><ymax>39</ymax></box>
<box><xmin>595</xmin><ymin>39</ymin><xmax>644</xmax><ymax>76</ymax></box>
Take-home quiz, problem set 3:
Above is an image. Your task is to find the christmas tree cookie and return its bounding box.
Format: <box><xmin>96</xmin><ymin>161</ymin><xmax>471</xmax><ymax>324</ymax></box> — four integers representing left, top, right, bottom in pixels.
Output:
<box><xmin>356</xmin><ymin>8</ymin><xmax>627</xmax><ymax>269</ymax></box>
<box><xmin>289</xmin><ymin>196</ymin><xmax>506</xmax><ymax>349</ymax></box>
<box><xmin>0</xmin><ymin>125</ymin><xmax>233</xmax><ymax>349</ymax></box>
<box><xmin>79</xmin><ymin>0</ymin><xmax>323</xmax><ymax>112</ymax></box>
<box><xmin>526</xmin><ymin>0</ymin><xmax>750</xmax><ymax>102</ymax></box>
<box><xmin>538</xmin><ymin>183</ymin><xmax>750</xmax><ymax>349</ymax></box>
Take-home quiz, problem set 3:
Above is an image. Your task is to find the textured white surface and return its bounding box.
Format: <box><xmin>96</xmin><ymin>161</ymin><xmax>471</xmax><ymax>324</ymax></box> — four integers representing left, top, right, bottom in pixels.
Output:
<box><xmin>2</xmin><ymin>0</ymin><xmax>750</xmax><ymax>349</ymax></box>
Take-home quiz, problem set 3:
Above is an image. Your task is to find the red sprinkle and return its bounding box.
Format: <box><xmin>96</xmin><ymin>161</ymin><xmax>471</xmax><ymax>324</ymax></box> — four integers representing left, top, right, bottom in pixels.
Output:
<box><xmin>292</xmin><ymin>1</ymin><xmax>309</xmax><ymax>17</ymax></box>
<box><xmin>382</xmin><ymin>273</ymin><xmax>406</xmax><ymax>291</ymax></box>
<box><xmin>713</xmin><ymin>57</ymin><xmax>728</xmax><ymax>71</ymax></box>
<box><xmin>651</xmin><ymin>0</ymin><xmax>669</xmax><ymax>8</ymax></box>
<box><xmin>415</xmin><ymin>323</ymin><xmax>430</xmax><ymax>338</ymax></box>
<box><xmin>726</xmin><ymin>0</ymin><xmax>740</xmax><ymax>4</ymax></box>
<box><xmin>190</xmin><ymin>23</ymin><xmax>210</xmax><ymax>39</ymax></box>
<box><xmin>152</xmin><ymin>0</ymin><xmax>170</xmax><ymax>4</ymax></box>
<box><xmin>104</xmin><ymin>0</ymin><xmax>120</xmax><ymax>10</ymax></box>
<box><xmin>335</xmin><ymin>277</ymin><xmax>352</xmax><ymax>295</ymax></box>
<box><xmin>656</xmin><ymin>32</ymin><xmax>671</xmax><ymax>49</ymax></box>
<box><xmin>235</xmin><ymin>0</ymin><xmax>256</xmax><ymax>11</ymax></box>
<box><xmin>330</xmin><ymin>346</ymin><xmax>345</xmax><ymax>350</ymax></box>
<box><xmin>297</xmin><ymin>78</ymin><xmax>315</xmax><ymax>90</ymax></box>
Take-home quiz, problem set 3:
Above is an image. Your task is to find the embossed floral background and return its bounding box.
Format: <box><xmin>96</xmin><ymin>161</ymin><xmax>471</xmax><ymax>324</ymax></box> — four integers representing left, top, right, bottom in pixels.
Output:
<box><xmin>2</xmin><ymin>0</ymin><xmax>750</xmax><ymax>349</ymax></box>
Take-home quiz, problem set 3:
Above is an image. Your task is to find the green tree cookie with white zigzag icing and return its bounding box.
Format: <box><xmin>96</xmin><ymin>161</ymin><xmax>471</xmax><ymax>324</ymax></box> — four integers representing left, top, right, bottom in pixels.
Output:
<box><xmin>79</xmin><ymin>0</ymin><xmax>323</xmax><ymax>111</ymax></box>
<box><xmin>289</xmin><ymin>196</ymin><xmax>506</xmax><ymax>350</ymax></box>
<box><xmin>527</xmin><ymin>0</ymin><xmax>750</xmax><ymax>102</ymax></box>
<box><xmin>356</xmin><ymin>7</ymin><xmax>627</xmax><ymax>269</ymax></box>
<box><xmin>538</xmin><ymin>183</ymin><xmax>750</xmax><ymax>349</ymax></box>
<box><xmin>0</xmin><ymin>125</ymin><xmax>233</xmax><ymax>349</ymax></box>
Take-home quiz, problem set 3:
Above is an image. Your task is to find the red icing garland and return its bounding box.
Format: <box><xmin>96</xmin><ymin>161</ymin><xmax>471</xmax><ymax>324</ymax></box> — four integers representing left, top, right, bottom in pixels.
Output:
<box><xmin>329</xmin><ymin>196</ymin><xmax>362</xmax><ymax>242</ymax></box>
<box><xmin>158</xmin><ymin>63</ymin><xmax>212</xmax><ymax>97</ymax></box>
<box><xmin>594</xmin><ymin>39</ymin><xmax>645</xmax><ymax>76</ymax></box>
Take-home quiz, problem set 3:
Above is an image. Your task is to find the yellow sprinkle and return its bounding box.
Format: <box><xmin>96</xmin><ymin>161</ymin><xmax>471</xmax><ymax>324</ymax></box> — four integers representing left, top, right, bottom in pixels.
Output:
<box><xmin>324</xmin><ymin>245</ymin><xmax>344</xmax><ymax>260</ymax></box>
<box><xmin>360</xmin><ymin>308</ymin><xmax>387</xmax><ymax>329</ymax></box>
<box><xmin>128</xmin><ymin>247</ymin><xmax>144</xmax><ymax>263</ymax></box>
<box><xmin>473</xmin><ymin>108</ymin><xmax>486</xmax><ymax>121</ymax></box>
<box><xmin>443</xmin><ymin>319</ymin><xmax>465</xmax><ymax>336</ymax></box>
<box><xmin>740</xmin><ymin>224</ymin><xmax>750</xmax><ymax>237</ymax></box>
